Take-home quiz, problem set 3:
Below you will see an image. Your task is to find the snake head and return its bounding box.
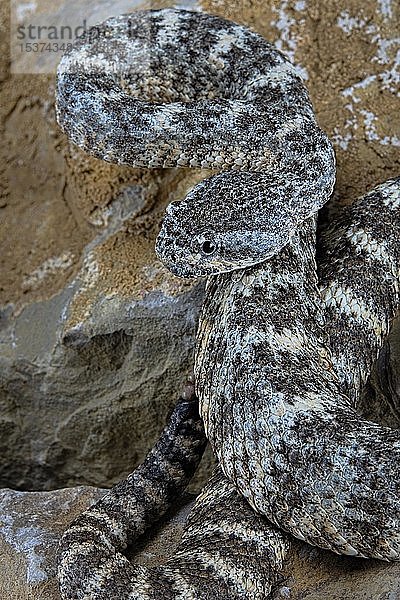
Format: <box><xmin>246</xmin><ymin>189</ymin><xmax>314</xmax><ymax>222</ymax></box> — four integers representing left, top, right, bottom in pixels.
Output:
<box><xmin>156</xmin><ymin>170</ymin><xmax>333</xmax><ymax>278</ymax></box>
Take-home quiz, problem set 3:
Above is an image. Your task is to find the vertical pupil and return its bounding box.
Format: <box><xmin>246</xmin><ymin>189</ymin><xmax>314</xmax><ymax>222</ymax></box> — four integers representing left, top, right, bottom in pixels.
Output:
<box><xmin>202</xmin><ymin>241</ymin><xmax>215</xmax><ymax>254</ymax></box>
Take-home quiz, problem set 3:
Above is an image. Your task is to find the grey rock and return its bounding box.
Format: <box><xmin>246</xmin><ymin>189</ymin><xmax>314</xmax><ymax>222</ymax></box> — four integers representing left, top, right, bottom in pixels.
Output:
<box><xmin>0</xmin><ymin>486</ymin><xmax>105</xmax><ymax>600</ymax></box>
<box><xmin>0</xmin><ymin>182</ymin><xmax>206</xmax><ymax>491</ymax></box>
<box><xmin>283</xmin><ymin>538</ymin><xmax>400</xmax><ymax>600</ymax></box>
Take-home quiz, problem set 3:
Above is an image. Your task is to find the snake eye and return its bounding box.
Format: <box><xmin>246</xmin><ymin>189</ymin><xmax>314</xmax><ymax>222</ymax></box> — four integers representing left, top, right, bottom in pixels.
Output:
<box><xmin>201</xmin><ymin>240</ymin><xmax>216</xmax><ymax>255</ymax></box>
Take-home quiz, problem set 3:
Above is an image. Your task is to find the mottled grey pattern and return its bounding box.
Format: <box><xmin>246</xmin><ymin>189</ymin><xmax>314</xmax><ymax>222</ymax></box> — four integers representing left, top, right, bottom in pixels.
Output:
<box><xmin>56</xmin><ymin>8</ymin><xmax>335</xmax><ymax>277</ymax></box>
<box><xmin>319</xmin><ymin>181</ymin><xmax>400</xmax><ymax>406</ymax></box>
<box><xmin>195</xmin><ymin>179</ymin><xmax>400</xmax><ymax>561</ymax></box>
<box><xmin>55</xmin><ymin>7</ymin><xmax>400</xmax><ymax>600</ymax></box>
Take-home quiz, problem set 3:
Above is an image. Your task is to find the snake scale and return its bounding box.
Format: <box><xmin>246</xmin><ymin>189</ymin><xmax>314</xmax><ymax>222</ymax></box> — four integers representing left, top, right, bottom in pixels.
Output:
<box><xmin>55</xmin><ymin>8</ymin><xmax>400</xmax><ymax>599</ymax></box>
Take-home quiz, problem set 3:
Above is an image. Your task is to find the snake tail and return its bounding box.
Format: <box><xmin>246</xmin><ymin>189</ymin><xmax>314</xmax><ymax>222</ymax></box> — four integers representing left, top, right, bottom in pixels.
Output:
<box><xmin>57</xmin><ymin>385</ymin><xmax>207</xmax><ymax>599</ymax></box>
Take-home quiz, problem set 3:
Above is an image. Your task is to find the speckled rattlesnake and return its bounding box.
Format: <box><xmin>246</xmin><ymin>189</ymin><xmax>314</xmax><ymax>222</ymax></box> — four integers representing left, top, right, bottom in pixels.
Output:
<box><xmin>55</xmin><ymin>8</ymin><xmax>400</xmax><ymax>599</ymax></box>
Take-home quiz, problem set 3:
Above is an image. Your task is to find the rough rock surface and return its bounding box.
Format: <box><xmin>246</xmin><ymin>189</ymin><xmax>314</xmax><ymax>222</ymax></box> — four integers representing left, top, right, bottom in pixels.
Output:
<box><xmin>0</xmin><ymin>144</ymin><xmax>209</xmax><ymax>490</ymax></box>
<box><xmin>0</xmin><ymin>486</ymin><xmax>105</xmax><ymax>600</ymax></box>
<box><xmin>1</xmin><ymin>487</ymin><xmax>400</xmax><ymax>600</ymax></box>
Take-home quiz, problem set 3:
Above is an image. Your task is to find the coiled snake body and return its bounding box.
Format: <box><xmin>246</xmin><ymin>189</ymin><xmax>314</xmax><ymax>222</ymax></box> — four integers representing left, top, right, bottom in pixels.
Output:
<box><xmin>56</xmin><ymin>8</ymin><xmax>400</xmax><ymax>599</ymax></box>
